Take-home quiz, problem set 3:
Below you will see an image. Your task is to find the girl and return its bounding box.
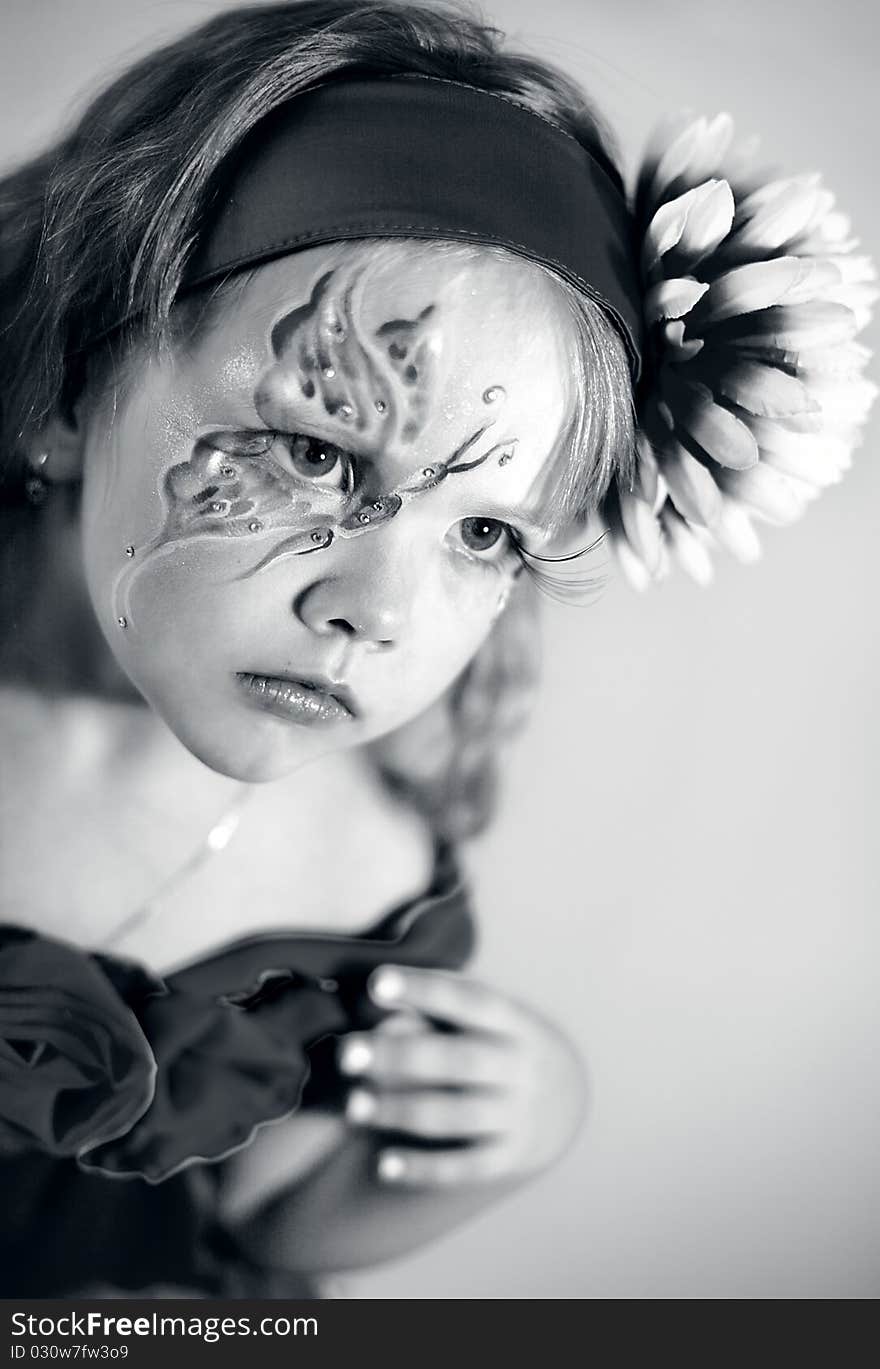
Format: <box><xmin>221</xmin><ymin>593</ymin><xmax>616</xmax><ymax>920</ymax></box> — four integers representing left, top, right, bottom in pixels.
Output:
<box><xmin>0</xmin><ymin>0</ymin><xmax>873</xmax><ymax>1298</ymax></box>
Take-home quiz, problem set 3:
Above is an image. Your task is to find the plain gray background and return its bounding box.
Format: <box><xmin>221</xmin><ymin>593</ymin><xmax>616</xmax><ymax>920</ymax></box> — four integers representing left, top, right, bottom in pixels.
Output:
<box><xmin>2</xmin><ymin>0</ymin><xmax>877</xmax><ymax>1298</ymax></box>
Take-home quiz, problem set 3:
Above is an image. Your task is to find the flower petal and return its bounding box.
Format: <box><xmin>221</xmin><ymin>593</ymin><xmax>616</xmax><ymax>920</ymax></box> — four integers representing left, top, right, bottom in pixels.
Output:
<box><xmin>644</xmin><ymin>277</ymin><xmax>709</xmax><ymax>325</ymax></box>
<box><xmin>711</xmin><ymin>301</ymin><xmax>859</xmax><ymax>350</ymax></box>
<box><xmin>611</xmin><ymin>527</ymin><xmax>653</xmax><ymax>592</ymax></box>
<box><xmin>809</xmin><ymin>374</ymin><xmax>879</xmax><ymax>424</ymax></box>
<box><xmin>790</xmin><ymin>340</ymin><xmax>872</xmax><ymax>378</ymax></box>
<box><xmin>657</xmin><ymin>439</ymin><xmax>723</xmax><ymax>526</ymax></box>
<box><xmin>814</xmin><ymin>281</ymin><xmax>878</xmax><ymax>329</ymax></box>
<box><xmin>659</xmin><ymin>506</ymin><xmax>715</xmax><ymax>585</ymax></box>
<box><xmin>710</xmin><ymin>497</ymin><xmax>763</xmax><ymax>563</ymax></box>
<box><xmin>663</xmin><ymin>320</ymin><xmax>705</xmax><ymax>362</ymax></box>
<box><xmin>642</xmin><ymin>180</ymin><xmax>734</xmax><ymax>276</ymax></box>
<box><xmin>634</xmin><ymin>430</ymin><xmax>662</xmax><ymax>505</ymax></box>
<box><xmin>618</xmin><ymin>488</ymin><xmax>665</xmax><ymax>575</ymax></box>
<box><xmin>706</xmin><ymin>359</ymin><xmax>820</xmax><ymax>418</ymax></box>
<box><xmin>716</xmin><ymin>463</ymin><xmax>812</xmax><ymax>524</ymax></box>
<box><xmin>719</xmin><ymin>176</ymin><xmax>824</xmax><ymax>264</ymax></box>
<box><xmin>660</xmin><ymin>370</ymin><xmax>760</xmax><ymax>469</ymax></box>
<box><xmin>760</xmin><ymin>444</ymin><xmax>845</xmax><ymax>488</ymax></box>
<box><xmin>689</xmin><ymin>257</ymin><xmax>843</xmax><ymax>329</ymax></box>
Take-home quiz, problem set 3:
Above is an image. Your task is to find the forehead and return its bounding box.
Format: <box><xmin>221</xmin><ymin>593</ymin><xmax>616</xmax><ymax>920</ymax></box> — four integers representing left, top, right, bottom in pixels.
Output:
<box><xmin>179</xmin><ymin>242</ymin><xmax>574</xmax><ymax>454</ymax></box>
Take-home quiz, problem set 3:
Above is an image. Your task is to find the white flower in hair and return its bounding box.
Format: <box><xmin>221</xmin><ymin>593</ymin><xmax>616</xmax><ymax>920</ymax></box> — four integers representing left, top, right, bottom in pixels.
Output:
<box><xmin>601</xmin><ymin>112</ymin><xmax>878</xmax><ymax>589</ymax></box>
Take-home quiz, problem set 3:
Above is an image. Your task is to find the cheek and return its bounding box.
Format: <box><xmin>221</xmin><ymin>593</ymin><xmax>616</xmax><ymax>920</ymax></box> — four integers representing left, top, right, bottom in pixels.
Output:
<box><xmin>405</xmin><ymin>555</ymin><xmax>511</xmax><ymax>687</ymax></box>
<box><xmin>79</xmin><ymin>413</ymin><xmax>190</xmax><ymax>619</ymax></box>
<box><xmin>79</xmin><ymin>437</ymin><xmax>290</xmax><ymax>641</ymax></box>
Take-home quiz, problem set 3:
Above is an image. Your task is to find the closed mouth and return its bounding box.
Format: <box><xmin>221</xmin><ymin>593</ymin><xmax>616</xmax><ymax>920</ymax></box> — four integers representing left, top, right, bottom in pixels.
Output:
<box><xmin>236</xmin><ymin>671</ymin><xmax>359</xmax><ymax>719</ymax></box>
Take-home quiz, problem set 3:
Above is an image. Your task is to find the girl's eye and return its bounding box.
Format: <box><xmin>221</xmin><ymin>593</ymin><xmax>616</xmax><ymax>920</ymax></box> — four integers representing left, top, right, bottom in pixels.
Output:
<box><xmin>458</xmin><ymin>516</ymin><xmax>510</xmax><ymax>556</ymax></box>
<box><xmin>207</xmin><ymin>430</ymin><xmax>353</xmax><ymax>492</ymax></box>
<box><xmin>276</xmin><ymin>433</ymin><xmax>350</xmax><ymax>490</ymax></box>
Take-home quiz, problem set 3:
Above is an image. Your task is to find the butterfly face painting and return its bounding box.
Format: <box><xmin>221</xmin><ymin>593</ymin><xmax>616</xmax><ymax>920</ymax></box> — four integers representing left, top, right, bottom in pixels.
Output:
<box><xmin>113</xmin><ymin>259</ymin><xmax>518</xmax><ymax>629</ymax></box>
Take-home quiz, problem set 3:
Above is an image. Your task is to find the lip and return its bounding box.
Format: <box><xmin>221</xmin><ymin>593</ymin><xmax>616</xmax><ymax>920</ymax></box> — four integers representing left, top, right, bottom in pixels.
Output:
<box><xmin>235</xmin><ymin>671</ymin><xmax>359</xmax><ymax>725</ymax></box>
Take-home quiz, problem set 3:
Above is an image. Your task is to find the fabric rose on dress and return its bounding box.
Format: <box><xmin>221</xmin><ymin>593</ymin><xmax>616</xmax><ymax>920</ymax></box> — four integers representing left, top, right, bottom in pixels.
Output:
<box><xmin>78</xmin><ymin>969</ymin><xmax>347</xmax><ymax>1183</ymax></box>
<box><xmin>0</xmin><ymin>928</ymin><xmax>157</xmax><ymax>1160</ymax></box>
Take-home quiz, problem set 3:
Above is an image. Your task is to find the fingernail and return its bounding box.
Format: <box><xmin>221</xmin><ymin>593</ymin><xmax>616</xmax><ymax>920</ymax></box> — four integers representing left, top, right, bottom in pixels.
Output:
<box><xmin>370</xmin><ymin>967</ymin><xmax>405</xmax><ymax>1004</ymax></box>
<box><xmin>377</xmin><ymin>1150</ymin><xmax>406</xmax><ymax>1182</ymax></box>
<box><xmin>346</xmin><ymin>1088</ymin><xmax>376</xmax><ymax>1124</ymax></box>
<box><xmin>338</xmin><ymin>1039</ymin><xmax>373</xmax><ymax>1074</ymax></box>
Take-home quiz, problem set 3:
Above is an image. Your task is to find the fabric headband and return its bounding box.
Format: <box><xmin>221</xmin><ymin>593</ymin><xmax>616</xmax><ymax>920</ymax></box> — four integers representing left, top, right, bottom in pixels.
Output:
<box><xmin>61</xmin><ymin>78</ymin><xmax>874</xmax><ymax>592</ymax></box>
<box><xmin>181</xmin><ymin>74</ymin><xmax>644</xmax><ymax>380</ymax></box>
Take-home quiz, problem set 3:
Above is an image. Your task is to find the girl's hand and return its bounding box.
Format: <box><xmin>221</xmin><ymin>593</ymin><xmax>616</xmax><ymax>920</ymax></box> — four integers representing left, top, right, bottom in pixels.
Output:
<box><xmin>336</xmin><ymin>964</ymin><xmax>588</xmax><ymax>1189</ymax></box>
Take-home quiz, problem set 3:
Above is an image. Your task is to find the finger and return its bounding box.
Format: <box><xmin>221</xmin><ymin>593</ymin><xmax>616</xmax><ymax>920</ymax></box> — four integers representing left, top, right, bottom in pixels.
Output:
<box><xmin>372</xmin><ymin>1008</ymin><xmax>425</xmax><ymax>1037</ymax></box>
<box><xmin>346</xmin><ymin>1087</ymin><xmax>507</xmax><ymax>1139</ymax></box>
<box><xmin>337</xmin><ymin>1027</ymin><xmax>514</xmax><ymax>1088</ymax></box>
<box><xmin>375</xmin><ymin>1141</ymin><xmax>520</xmax><ymax>1188</ymax></box>
<box><xmin>367</xmin><ymin>965</ymin><xmax>520</xmax><ymax>1036</ymax></box>
<box><xmin>336</xmin><ymin>1011</ymin><xmax>423</xmax><ymax>1078</ymax></box>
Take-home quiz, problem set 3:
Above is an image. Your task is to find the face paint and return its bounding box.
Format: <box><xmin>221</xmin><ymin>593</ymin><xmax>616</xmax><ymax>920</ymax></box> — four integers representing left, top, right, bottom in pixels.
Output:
<box><xmin>80</xmin><ymin>243</ymin><xmax>576</xmax><ymax>782</ymax></box>
<box><xmin>111</xmin><ymin>433</ymin><xmax>344</xmax><ymax>626</ymax></box>
<box><xmin>113</xmin><ymin>262</ymin><xmax>519</xmax><ymax>629</ymax></box>
<box><xmin>236</xmin><ymin>424</ymin><xmax>519</xmax><ymax>582</ymax></box>
<box><xmin>255</xmin><ymin>260</ymin><xmax>441</xmax><ymax>443</ymax></box>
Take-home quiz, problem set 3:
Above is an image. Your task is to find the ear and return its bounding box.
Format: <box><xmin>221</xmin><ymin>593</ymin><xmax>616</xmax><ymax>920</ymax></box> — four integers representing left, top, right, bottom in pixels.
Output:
<box><xmin>25</xmin><ymin>411</ymin><xmax>85</xmax><ymax>484</ymax></box>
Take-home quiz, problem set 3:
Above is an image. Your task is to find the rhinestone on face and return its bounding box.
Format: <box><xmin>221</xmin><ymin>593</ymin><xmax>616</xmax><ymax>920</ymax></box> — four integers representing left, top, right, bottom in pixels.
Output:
<box><xmin>322</xmin><ymin>366</ymin><xmax>336</xmax><ymax>379</ymax></box>
<box><xmin>248</xmin><ymin>520</ymin><xmax>262</xmax><ymax>532</ymax></box>
<box><xmin>372</xmin><ymin>500</ymin><xmax>384</xmax><ymax>511</ymax></box>
<box><xmin>210</xmin><ymin>502</ymin><xmax>225</xmax><ymax>514</ymax></box>
<box><xmin>340</xmin><ymin>404</ymin><xmax>353</xmax><ymax>419</ymax></box>
<box><xmin>422</xmin><ymin>466</ymin><xmax>435</xmax><ymax>478</ymax></box>
<box><xmin>117</xmin><ymin>616</ymin><xmax>127</xmax><ymax>629</ymax></box>
<box><xmin>220</xmin><ymin>465</ymin><xmax>237</xmax><ymax>479</ymax></box>
<box><xmin>124</xmin><ymin>545</ymin><xmax>135</xmax><ymax>558</ymax></box>
<box><xmin>374</xmin><ymin>399</ymin><xmax>387</xmax><ymax>413</ymax></box>
<box><xmin>483</xmin><ymin>385</ymin><xmax>505</xmax><ymax>404</ymax></box>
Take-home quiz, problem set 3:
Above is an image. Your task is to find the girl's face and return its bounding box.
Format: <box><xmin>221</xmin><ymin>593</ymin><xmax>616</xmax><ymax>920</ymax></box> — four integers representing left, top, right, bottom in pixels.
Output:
<box><xmin>78</xmin><ymin>244</ymin><xmax>574</xmax><ymax>780</ymax></box>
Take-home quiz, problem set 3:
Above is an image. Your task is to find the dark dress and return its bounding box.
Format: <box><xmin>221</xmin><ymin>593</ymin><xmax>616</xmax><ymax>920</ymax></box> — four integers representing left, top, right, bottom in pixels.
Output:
<box><xmin>0</xmin><ymin>836</ymin><xmax>475</xmax><ymax>1297</ymax></box>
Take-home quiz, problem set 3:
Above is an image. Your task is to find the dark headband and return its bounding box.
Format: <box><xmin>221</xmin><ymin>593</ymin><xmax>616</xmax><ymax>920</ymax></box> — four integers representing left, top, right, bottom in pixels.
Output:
<box><xmin>180</xmin><ymin>75</ymin><xmax>643</xmax><ymax>380</ymax></box>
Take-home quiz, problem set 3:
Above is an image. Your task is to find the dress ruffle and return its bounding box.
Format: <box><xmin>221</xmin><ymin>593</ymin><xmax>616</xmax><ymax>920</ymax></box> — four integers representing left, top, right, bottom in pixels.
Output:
<box><xmin>0</xmin><ymin>929</ymin><xmax>157</xmax><ymax>1161</ymax></box>
<box><xmin>0</xmin><ymin>837</ymin><xmax>474</xmax><ymax>1186</ymax></box>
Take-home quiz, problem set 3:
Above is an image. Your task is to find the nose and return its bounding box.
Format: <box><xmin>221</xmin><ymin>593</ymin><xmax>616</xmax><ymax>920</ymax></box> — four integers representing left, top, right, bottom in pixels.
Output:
<box><xmin>293</xmin><ymin>572</ymin><xmax>404</xmax><ymax>650</ymax></box>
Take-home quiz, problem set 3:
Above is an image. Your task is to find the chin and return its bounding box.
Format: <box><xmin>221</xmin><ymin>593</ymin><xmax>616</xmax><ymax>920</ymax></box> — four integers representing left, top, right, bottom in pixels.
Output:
<box><xmin>160</xmin><ymin>706</ymin><xmax>359</xmax><ymax>784</ymax></box>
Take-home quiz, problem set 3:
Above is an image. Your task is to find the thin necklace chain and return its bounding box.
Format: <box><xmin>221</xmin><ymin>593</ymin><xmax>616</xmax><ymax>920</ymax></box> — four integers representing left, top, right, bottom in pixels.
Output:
<box><xmin>98</xmin><ymin>783</ymin><xmax>255</xmax><ymax>952</ymax></box>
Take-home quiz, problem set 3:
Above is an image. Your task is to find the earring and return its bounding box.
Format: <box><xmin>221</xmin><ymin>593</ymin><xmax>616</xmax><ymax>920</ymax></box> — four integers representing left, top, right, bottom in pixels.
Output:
<box><xmin>24</xmin><ymin>452</ymin><xmax>50</xmax><ymax>507</ymax></box>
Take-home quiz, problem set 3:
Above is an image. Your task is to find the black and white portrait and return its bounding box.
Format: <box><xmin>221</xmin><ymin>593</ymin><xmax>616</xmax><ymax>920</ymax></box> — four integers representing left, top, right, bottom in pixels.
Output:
<box><xmin>0</xmin><ymin>0</ymin><xmax>877</xmax><ymax>1302</ymax></box>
